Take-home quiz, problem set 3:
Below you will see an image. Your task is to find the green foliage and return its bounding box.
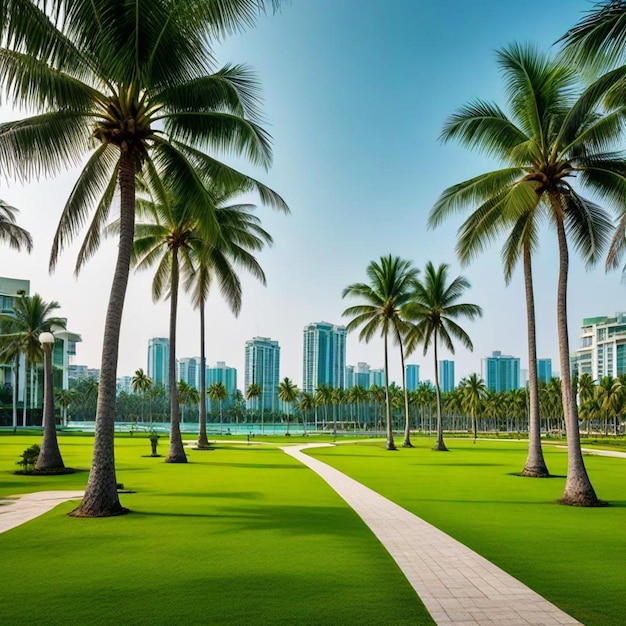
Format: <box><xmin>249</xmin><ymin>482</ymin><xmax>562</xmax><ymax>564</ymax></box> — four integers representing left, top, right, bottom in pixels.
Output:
<box><xmin>15</xmin><ymin>443</ymin><xmax>40</xmax><ymax>473</ymax></box>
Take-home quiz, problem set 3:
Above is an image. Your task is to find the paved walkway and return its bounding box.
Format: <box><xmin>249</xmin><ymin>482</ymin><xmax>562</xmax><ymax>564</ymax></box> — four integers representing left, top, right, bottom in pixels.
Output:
<box><xmin>283</xmin><ymin>444</ymin><xmax>581</xmax><ymax>626</ymax></box>
<box><xmin>0</xmin><ymin>490</ymin><xmax>84</xmax><ymax>534</ymax></box>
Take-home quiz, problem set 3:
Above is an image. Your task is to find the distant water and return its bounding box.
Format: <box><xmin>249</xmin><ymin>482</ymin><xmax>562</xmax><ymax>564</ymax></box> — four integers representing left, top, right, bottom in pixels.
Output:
<box><xmin>62</xmin><ymin>421</ymin><xmax>370</xmax><ymax>437</ymax></box>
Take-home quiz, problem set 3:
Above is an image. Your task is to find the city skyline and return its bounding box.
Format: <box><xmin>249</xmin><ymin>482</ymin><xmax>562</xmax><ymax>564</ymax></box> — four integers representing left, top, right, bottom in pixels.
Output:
<box><xmin>3</xmin><ymin>1</ymin><xmax>626</xmax><ymax>391</ymax></box>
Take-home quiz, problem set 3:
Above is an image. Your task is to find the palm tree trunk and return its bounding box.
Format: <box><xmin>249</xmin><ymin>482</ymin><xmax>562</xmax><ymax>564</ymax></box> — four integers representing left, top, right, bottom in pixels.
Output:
<box><xmin>12</xmin><ymin>352</ymin><xmax>18</xmax><ymax>432</ymax></box>
<box><xmin>71</xmin><ymin>150</ymin><xmax>136</xmax><ymax>517</ymax></box>
<box><xmin>383</xmin><ymin>331</ymin><xmax>396</xmax><ymax>450</ymax></box>
<box><xmin>433</xmin><ymin>330</ymin><xmax>448</xmax><ymax>451</ymax></box>
<box><xmin>555</xmin><ymin>212</ymin><xmax>599</xmax><ymax>505</ymax></box>
<box><xmin>35</xmin><ymin>343</ymin><xmax>65</xmax><ymax>472</ymax></box>
<box><xmin>521</xmin><ymin>244</ymin><xmax>549</xmax><ymax>476</ymax></box>
<box><xmin>399</xmin><ymin>339</ymin><xmax>413</xmax><ymax>448</ymax></box>
<box><xmin>166</xmin><ymin>248</ymin><xmax>187</xmax><ymax>463</ymax></box>
<box><xmin>197</xmin><ymin>298</ymin><xmax>210</xmax><ymax>448</ymax></box>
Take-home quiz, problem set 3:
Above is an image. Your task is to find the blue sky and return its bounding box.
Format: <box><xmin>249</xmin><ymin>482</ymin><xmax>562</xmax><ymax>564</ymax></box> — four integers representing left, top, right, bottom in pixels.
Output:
<box><xmin>2</xmin><ymin>0</ymin><xmax>623</xmax><ymax>387</ymax></box>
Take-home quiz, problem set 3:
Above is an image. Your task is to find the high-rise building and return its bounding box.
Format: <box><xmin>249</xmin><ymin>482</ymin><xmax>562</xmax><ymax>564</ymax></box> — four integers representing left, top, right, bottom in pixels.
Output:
<box><xmin>344</xmin><ymin>365</ymin><xmax>354</xmax><ymax>389</ymax></box>
<box><xmin>575</xmin><ymin>313</ymin><xmax>626</xmax><ymax>379</ymax></box>
<box><xmin>302</xmin><ymin>322</ymin><xmax>346</xmax><ymax>393</ymax></box>
<box><xmin>439</xmin><ymin>360</ymin><xmax>455</xmax><ymax>392</ymax></box>
<box><xmin>244</xmin><ymin>337</ymin><xmax>280</xmax><ymax>412</ymax></box>
<box><xmin>178</xmin><ymin>357</ymin><xmax>200</xmax><ymax>389</ymax></box>
<box><xmin>147</xmin><ymin>337</ymin><xmax>169</xmax><ymax>387</ymax></box>
<box><xmin>370</xmin><ymin>368</ymin><xmax>385</xmax><ymax>387</ymax></box>
<box><xmin>481</xmin><ymin>351</ymin><xmax>520</xmax><ymax>392</ymax></box>
<box><xmin>405</xmin><ymin>364</ymin><xmax>420</xmax><ymax>391</ymax></box>
<box><xmin>537</xmin><ymin>358</ymin><xmax>552</xmax><ymax>383</ymax></box>
<box><xmin>117</xmin><ymin>376</ymin><xmax>132</xmax><ymax>393</ymax></box>
<box><xmin>207</xmin><ymin>361</ymin><xmax>237</xmax><ymax>410</ymax></box>
<box><xmin>0</xmin><ymin>277</ymin><xmax>81</xmax><ymax>414</ymax></box>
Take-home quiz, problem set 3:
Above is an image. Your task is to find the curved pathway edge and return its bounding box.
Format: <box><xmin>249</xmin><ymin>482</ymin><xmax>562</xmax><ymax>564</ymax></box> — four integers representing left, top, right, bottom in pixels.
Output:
<box><xmin>283</xmin><ymin>443</ymin><xmax>581</xmax><ymax>626</ymax></box>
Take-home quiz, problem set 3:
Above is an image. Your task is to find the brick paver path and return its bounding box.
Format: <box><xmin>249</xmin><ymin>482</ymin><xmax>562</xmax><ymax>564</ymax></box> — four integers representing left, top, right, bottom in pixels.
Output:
<box><xmin>0</xmin><ymin>490</ymin><xmax>84</xmax><ymax>534</ymax></box>
<box><xmin>283</xmin><ymin>443</ymin><xmax>581</xmax><ymax>626</ymax></box>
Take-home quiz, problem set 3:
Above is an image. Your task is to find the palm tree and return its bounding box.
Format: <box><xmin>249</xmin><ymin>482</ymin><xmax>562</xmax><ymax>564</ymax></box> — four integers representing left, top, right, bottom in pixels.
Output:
<box><xmin>368</xmin><ymin>384</ymin><xmax>385</xmax><ymax>434</ymax></box>
<box><xmin>131</xmin><ymin>368</ymin><xmax>153</xmax><ymax>424</ymax></box>
<box><xmin>0</xmin><ymin>1</ymin><xmax>286</xmax><ymax>516</ymax></box>
<box><xmin>55</xmin><ymin>388</ymin><xmax>76</xmax><ymax>427</ymax></box>
<box><xmin>208</xmin><ymin>382</ymin><xmax>228</xmax><ymax>435</ymax></box>
<box><xmin>278</xmin><ymin>377</ymin><xmax>298</xmax><ymax>436</ymax></box>
<box><xmin>0</xmin><ymin>294</ymin><xmax>67</xmax><ymax>470</ymax></box>
<box><xmin>0</xmin><ymin>200</ymin><xmax>32</xmax><ymax>253</ymax></box>
<box><xmin>246</xmin><ymin>382</ymin><xmax>262</xmax><ymax>428</ymax></box>
<box><xmin>177</xmin><ymin>380</ymin><xmax>198</xmax><ymax>425</ymax></box>
<box><xmin>405</xmin><ymin>262</ymin><xmax>482</xmax><ymax>452</ymax></box>
<box><xmin>430</xmin><ymin>43</ymin><xmax>626</xmax><ymax>503</ymax></box>
<box><xmin>577</xmin><ymin>373</ymin><xmax>596</xmax><ymax>436</ymax></box>
<box><xmin>298</xmin><ymin>391</ymin><xmax>315</xmax><ymax>435</ymax></box>
<box><xmin>342</xmin><ymin>255</ymin><xmax>420</xmax><ymax>451</ymax></box>
<box><xmin>315</xmin><ymin>384</ymin><xmax>333</xmax><ymax>431</ymax></box>
<box><xmin>459</xmin><ymin>373</ymin><xmax>487</xmax><ymax>442</ymax></box>
<box><xmin>596</xmin><ymin>376</ymin><xmax>623</xmax><ymax>436</ymax></box>
<box><xmin>184</xmin><ymin>193</ymin><xmax>275</xmax><ymax>449</ymax></box>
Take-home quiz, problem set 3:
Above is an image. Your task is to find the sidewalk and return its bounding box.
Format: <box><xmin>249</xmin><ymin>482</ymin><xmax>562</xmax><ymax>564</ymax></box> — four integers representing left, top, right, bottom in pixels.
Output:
<box><xmin>283</xmin><ymin>444</ymin><xmax>580</xmax><ymax>626</ymax></box>
<box><xmin>0</xmin><ymin>490</ymin><xmax>84</xmax><ymax>534</ymax></box>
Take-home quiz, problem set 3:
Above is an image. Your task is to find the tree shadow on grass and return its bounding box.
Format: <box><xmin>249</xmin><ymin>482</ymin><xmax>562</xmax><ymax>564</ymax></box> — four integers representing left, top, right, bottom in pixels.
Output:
<box><xmin>135</xmin><ymin>503</ymin><xmax>372</xmax><ymax>538</ymax></box>
<box><xmin>197</xmin><ymin>461</ymin><xmax>305</xmax><ymax>470</ymax></box>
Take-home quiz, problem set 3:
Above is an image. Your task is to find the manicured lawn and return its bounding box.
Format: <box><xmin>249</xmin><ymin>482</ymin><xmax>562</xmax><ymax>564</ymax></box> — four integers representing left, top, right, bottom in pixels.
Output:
<box><xmin>305</xmin><ymin>437</ymin><xmax>626</xmax><ymax>626</ymax></box>
<box><xmin>0</xmin><ymin>435</ymin><xmax>433</xmax><ymax>626</ymax></box>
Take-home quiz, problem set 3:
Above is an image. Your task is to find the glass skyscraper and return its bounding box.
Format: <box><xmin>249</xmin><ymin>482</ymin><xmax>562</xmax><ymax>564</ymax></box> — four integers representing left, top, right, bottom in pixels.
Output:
<box><xmin>537</xmin><ymin>358</ymin><xmax>552</xmax><ymax>384</ymax></box>
<box><xmin>405</xmin><ymin>364</ymin><xmax>420</xmax><ymax>391</ymax></box>
<box><xmin>178</xmin><ymin>357</ymin><xmax>200</xmax><ymax>389</ymax></box>
<box><xmin>439</xmin><ymin>360</ymin><xmax>454</xmax><ymax>392</ymax></box>
<box><xmin>147</xmin><ymin>337</ymin><xmax>169</xmax><ymax>388</ymax></box>
<box><xmin>481</xmin><ymin>351</ymin><xmax>520</xmax><ymax>392</ymax></box>
<box><xmin>244</xmin><ymin>337</ymin><xmax>280</xmax><ymax>412</ymax></box>
<box><xmin>302</xmin><ymin>322</ymin><xmax>346</xmax><ymax>393</ymax></box>
<box><xmin>207</xmin><ymin>361</ymin><xmax>238</xmax><ymax>410</ymax></box>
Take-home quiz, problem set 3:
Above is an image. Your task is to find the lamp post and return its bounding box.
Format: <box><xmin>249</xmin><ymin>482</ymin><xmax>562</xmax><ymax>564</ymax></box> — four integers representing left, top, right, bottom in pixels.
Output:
<box><xmin>35</xmin><ymin>332</ymin><xmax>65</xmax><ymax>472</ymax></box>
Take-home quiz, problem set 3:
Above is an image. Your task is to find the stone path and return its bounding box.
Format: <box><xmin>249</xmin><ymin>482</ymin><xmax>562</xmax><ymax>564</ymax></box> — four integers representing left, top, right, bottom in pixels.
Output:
<box><xmin>283</xmin><ymin>443</ymin><xmax>581</xmax><ymax>626</ymax></box>
<box><xmin>0</xmin><ymin>490</ymin><xmax>84</xmax><ymax>534</ymax></box>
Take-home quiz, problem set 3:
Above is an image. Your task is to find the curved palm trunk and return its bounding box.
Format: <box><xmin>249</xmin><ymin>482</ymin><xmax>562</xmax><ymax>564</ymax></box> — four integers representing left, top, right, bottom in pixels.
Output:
<box><xmin>72</xmin><ymin>151</ymin><xmax>136</xmax><ymax>517</ymax></box>
<box><xmin>383</xmin><ymin>331</ymin><xmax>396</xmax><ymax>450</ymax></box>
<box><xmin>166</xmin><ymin>249</ymin><xmax>187</xmax><ymax>463</ymax></box>
<box><xmin>521</xmin><ymin>243</ymin><xmax>549</xmax><ymax>477</ymax></box>
<box><xmin>197</xmin><ymin>298</ymin><xmax>210</xmax><ymax>448</ymax></box>
<box><xmin>399</xmin><ymin>339</ymin><xmax>413</xmax><ymax>448</ymax></box>
<box><xmin>555</xmin><ymin>213</ymin><xmax>599</xmax><ymax>505</ymax></box>
<box><xmin>35</xmin><ymin>343</ymin><xmax>65</xmax><ymax>472</ymax></box>
<box><xmin>433</xmin><ymin>330</ymin><xmax>448</xmax><ymax>451</ymax></box>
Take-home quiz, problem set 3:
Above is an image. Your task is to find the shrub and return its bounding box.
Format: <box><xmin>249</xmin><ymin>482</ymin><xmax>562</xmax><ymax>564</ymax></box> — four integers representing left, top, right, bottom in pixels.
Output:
<box><xmin>16</xmin><ymin>444</ymin><xmax>41</xmax><ymax>473</ymax></box>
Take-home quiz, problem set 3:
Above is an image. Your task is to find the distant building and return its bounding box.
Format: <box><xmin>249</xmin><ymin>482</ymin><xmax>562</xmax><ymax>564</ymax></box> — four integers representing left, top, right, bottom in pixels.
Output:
<box><xmin>147</xmin><ymin>337</ymin><xmax>169</xmax><ymax>387</ymax></box>
<box><xmin>481</xmin><ymin>351</ymin><xmax>520</xmax><ymax>392</ymax></box>
<box><xmin>0</xmin><ymin>277</ymin><xmax>81</xmax><ymax>414</ymax></box>
<box><xmin>575</xmin><ymin>313</ymin><xmax>626</xmax><ymax>379</ymax></box>
<box><xmin>207</xmin><ymin>362</ymin><xmax>237</xmax><ymax>410</ymax></box>
<box><xmin>117</xmin><ymin>376</ymin><xmax>132</xmax><ymax>393</ymax></box>
<box><xmin>370</xmin><ymin>368</ymin><xmax>385</xmax><ymax>388</ymax></box>
<box><xmin>244</xmin><ymin>337</ymin><xmax>280</xmax><ymax>412</ymax></box>
<box><xmin>69</xmin><ymin>364</ymin><xmax>89</xmax><ymax>381</ymax></box>
<box><xmin>439</xmin><ymin>360</ymin><xmax>455</xmax><ymax>392</ymax></box>
<box><xmin>86</xmin><ymin>367</ymin><xmax>100</xmax><ymax>382</ymax></box>
<box><xmin>537</xmin><ymin>358</ymin><xmax>552</xmax><ymax>384</ymax></box>
<box><xmin>302</xmin><ymin>322</ymin><xmax>346</xmax><ymax>393</ymax></box>
<box><xmin>405</xmin><ymin>364</ymin><xmax>420</xmax><ymax>391</ymax></box>
<box><xmin>178</xmin><ymin>357</ymin><xmax>200</xmax><ymax>389</ymax></box>
<box><xmin>344</xmin><ymin>365</ymin><xmax>354</xmax><ymax>389</ymax></box>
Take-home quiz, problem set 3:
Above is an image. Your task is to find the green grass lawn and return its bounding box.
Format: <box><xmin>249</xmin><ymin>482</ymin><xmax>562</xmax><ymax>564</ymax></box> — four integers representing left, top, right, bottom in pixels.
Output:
<box><xmin>305</xmin><ymin>437</ymin><xmax>626</xmax><ymax>626</ymax></box>
<box><xmin>0</xmin><ymin>434</ymin><xmax>433</xmax><ymax>626</ymax></box>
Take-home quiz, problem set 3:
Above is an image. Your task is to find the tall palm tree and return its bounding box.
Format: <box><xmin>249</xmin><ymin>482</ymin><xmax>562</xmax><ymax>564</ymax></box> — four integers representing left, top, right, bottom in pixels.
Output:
<box><xmin>342</xmin><ymin>255</ymin><xmax>420</xmax><ymax>451</ymax></box>
<box><xmin>184</xmin><ymin>192</ymin><xmax>275</xmax><ymax>449</ymax></box>
<box><xmin>0</xmin><ymin>294</ymin><xmax>67</xmax><ymax>470</ymax></box>
<box><xmin>298</xmin><ymin>391</ymin><xmax>315</xmax><ymax>435</ymax></box>
<box><xmin>131</xmin><ymin>368</ymin><xmax>153</xmax><ymax>424</ymax></box>
<box><xmin>459</xmin><ymin>373</ymin><xmax>487</xmax><ymax>442</ymax></box>
<box><xmin>405</xmin><ymin>262</ymin><xmax>482</xmax><ymax>452</ymax></box>
<box><xmin>577</xmin><ymin>372</ymin><xmax>596</xmax><ymax>436</ymax></box>
<box><xmin>278</xmin><ymin>377</ymin><xmax>298</xmax><ymax>436</ymax></box>
<box><xmin>208</xmin><ymin>381</ymin><xmax>228</xmax><ymax>435</ymax></box>
<box><xmin>0</xmin><ymin>1</ymin><xmax>285</xmax><ymax>516</ymax></box>
<box><xmin>368</xmin><ymin>384</ymin><xmax>385</xmax><ymax>434</ymax></box>
<box><xmin>430</xmin><ymin>43</ymin><xmax>625</xmax><ymax>503</ymax></box>
<box><xmin>0</xmin><ymin>200</ymin><xmax>32</xmax><ymax>252</ymax></box>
